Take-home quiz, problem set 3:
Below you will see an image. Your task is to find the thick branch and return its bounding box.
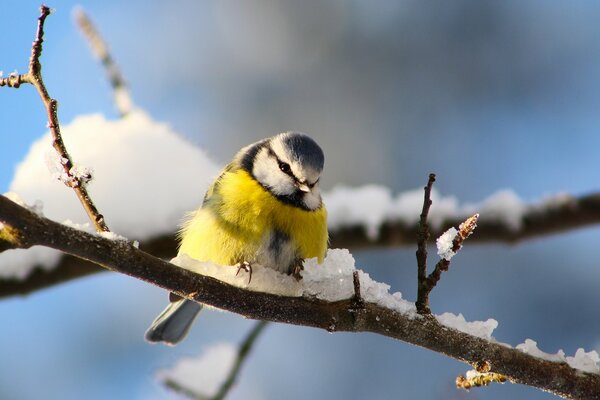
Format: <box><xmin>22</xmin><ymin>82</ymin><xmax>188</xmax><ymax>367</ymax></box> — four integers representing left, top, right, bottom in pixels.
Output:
<box><xmin>0</xmin><ymin>195</ymin><xmax>598</xmax><ymax>399</ymax></box>
<box><xmin>3</xmin><ymin>190</ymin><xmax>600</xmax><ymax>299</ymax></box>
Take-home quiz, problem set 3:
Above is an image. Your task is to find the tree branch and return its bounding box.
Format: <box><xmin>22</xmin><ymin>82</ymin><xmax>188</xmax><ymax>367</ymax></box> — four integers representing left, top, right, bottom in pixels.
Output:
<box><xmin>1</xmin><ymin>195</ymin><xmax>598</xmax><ymax>399</ymax></box>
<box><xmin>3</xmin><ymin>190</ymin><xmax>600</xmax><ymax>299</ymax></box>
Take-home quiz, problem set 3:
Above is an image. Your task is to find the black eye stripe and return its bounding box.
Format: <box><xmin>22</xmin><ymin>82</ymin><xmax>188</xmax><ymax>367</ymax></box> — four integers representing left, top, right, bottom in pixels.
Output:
<box><xmin>267</xmin><ymin>146</ymin><xmax>320</xmax><ymax>187</ymax></box>
<box><xmin>268</xmin><ymin>147</ymin><xmax>295</xmax><ymax>178</ymax></box>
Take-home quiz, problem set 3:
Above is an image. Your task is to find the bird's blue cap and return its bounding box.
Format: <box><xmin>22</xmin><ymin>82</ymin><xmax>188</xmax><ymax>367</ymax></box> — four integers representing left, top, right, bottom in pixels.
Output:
<box><xmin>280</xmin><ymin>132</ymin><xmax>324</xmax><ymax>171</ymax></box>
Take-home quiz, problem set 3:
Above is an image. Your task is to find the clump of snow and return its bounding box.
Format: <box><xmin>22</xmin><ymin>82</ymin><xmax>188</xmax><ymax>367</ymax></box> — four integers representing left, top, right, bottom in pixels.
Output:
<box><xmin>61</xmin><ymin>219</ymin><xmax>91</xmax><ymax>232</ymax></box>
<box><xmin>172</xmin><ymin>253</ymin><xmax>303</xmax><ymax>297</ymax></box>
<box><xmin>9</xmin><ymin>109</ymin><xmax>219</xmax><ymax>241</ymax></box>
<box><xmin>2</xmin><ymin>109</ymin><xmax>220</xmax><ymax>279</ymax></box>
<box><xmin>303</xmin><ymin>248</ymin><xmax>356</xmax><ymax>300</ymax></box>
<box><xmin>44</xmin><ymin>152</ymin><xmax>92</xmax><ymax>186</ymax></box>
<box><xmin>436</xmin><ymin>227</ymin><xmax>457</xmax><ymax>261</ymax></box>
<box><xmin>4</xmin><ymin>192</ymin><xmax>44</xmax><ymax>217</ymax></box>
<box><xmin>175</xmin><ymin>248</ymin><xmax>416</xmax><ymax>316</ymax></box>
<box><xmin>0</xmin><ymin>248</ymin><xmax>62</xmax><ymax>280</ymax></box>
<box><xmin>325</xmin><ymin>185</ymin><xmax>527</xmax><ymax>241</ymax></box>
<box><xmin>567</xmin><ymin>348</ymin><xmax>600</xmax><ymax>374</ymax></box>
<box><xmin>516</xmin><ymin>339</ymin><xmax>600</xmax><ymax>374</ymax></box>
<box><xmin>463</xmin><ymin>190</ymin><xmax>525</xmax><ymax>231</ymax></box>
<box><xmin>516</xmin><ymin>339</ymin><xmax>566</xmax><ymax>362</ymax></box>
<box><xmin>98</xmin><ymin>231</ymin><xmax>129</xmax><ymax>241</ymax></box>
<box><xmin>436</xmin><ymin>312</ymin><xmax>498</xmax><ymax>340</ymax></box>
<box><xmin>324</xmin><ymin>186</ymin><xmax>462</xmax><ymax>239</ymax></box>
<box><xmin>324</xmin><ymin>185</ymin><xmax>394</xmax><ymax>239</ymax></box>
<box><xmin>158</xmin><ymin>342</ymin><xmax>236</xmax><ymax>397</ymax></box>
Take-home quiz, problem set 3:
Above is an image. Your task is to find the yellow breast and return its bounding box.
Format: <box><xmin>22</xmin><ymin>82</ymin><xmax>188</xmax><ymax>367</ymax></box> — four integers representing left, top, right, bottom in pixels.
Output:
<box><xmin>178</xmin><ymin>169</ymin><xmax>328</xmax><ymax>267</ymax></box>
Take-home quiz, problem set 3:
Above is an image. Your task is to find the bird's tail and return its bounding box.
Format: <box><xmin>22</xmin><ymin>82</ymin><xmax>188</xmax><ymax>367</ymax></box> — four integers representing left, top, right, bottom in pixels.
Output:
<box><xmin>145</xmin><ymin>298</ymin><xmax>203</xmax><ymax>345</ymax></box>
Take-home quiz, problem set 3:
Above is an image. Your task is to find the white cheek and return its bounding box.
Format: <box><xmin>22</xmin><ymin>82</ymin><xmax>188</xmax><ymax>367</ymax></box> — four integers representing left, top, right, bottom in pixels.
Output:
<box><xmin>302</xmin><ymin>187</ymin><xmax>322</xmax><ymax>210</ymax></box>
<box><xmin>253</xmin><ymin>151</ymin><xmax>295</xmax><ymax>195</ymax></box>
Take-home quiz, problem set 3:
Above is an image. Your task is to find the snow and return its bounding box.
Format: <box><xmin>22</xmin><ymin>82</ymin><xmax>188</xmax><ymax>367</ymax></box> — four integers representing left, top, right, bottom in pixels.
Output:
<box><xmin>9</xmin><ymin>109</ymin><xmax>219</xmax><ymax>239</ymax></box>
<box><xmin>61</xmin><ymin>219</ymin><xmax>91</xmax><ymax>232</ymax></box>
<box><xmin>463</xmin><ymin>189</ymin><xmax>525</xmax><ymax>231</ymax></box>
<box><xmin>2</xmin><ymin>109</ymin><xmax>220</xmax><ymax>279</ymax></box>
<box><xmin>516</xmin><ymin>339</ymin><xmax>600</xmax><ymax>374</ymax></box>
<box><xmin>567</xmin><ymin>348</ymin><xmax>600</xmax><ymax>374</ymax></box>
<box><xmin>436</xmin><ymin>227</ymin><xmax>457</xmax><ymax>261</ymax></box>
<box><xmin>174</xmin><ymin>248</ymin><xmax>417</xmax><ymax>316</ymax></box>
<box><xmin>158</xmin><ymin>342</ymin><xmax>236</xmax><ymax>397</ymax></box>
<box><xmin>435</xmin><ymin>312</ymin><xmax>498</xmax><ymax>340</ymax></box>
<box><xmin>98</xmin><ymin>231</ymin><xmax>129</xmax><ymax>241</ymax></box>
<box><xmin>325</xmin><ymin>185</ymin><xmax>527</xmax><ymax>239</ymax></box>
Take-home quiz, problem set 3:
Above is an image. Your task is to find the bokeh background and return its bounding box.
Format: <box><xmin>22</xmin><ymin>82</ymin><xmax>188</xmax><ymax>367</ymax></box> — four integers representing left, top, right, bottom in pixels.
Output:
<box><xmin>2</xmin><ymin>1</ymin><xmax>600</xmax><ymax>399</ymax></box>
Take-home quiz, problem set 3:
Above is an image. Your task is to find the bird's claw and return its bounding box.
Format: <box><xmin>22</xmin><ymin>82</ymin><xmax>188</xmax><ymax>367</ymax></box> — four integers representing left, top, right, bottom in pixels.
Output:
<box><xmin>236</xmin><ymin>261</ymin><xmax>253</xmax><ymax>284</ymax></box>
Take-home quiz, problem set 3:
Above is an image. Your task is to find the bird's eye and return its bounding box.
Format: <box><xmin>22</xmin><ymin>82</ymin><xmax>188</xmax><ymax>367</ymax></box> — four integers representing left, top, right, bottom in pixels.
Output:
<box><xmin>278</xmin><ymin>161</ymin><xmax>292</xmax><ymax>175</ymax></box>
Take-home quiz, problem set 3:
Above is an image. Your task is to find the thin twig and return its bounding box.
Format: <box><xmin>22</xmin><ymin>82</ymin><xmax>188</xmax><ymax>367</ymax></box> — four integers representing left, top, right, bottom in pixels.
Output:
<box><xmin>212</xmin><ymin>321</ymin><xmax>269</xmax><ymax>400</ymax></box>
<box><xmin>1</xmin><ymin>195</ymin><xmax>599</xmax><ymax>400</ymax></box>
<box><xmin>415</xmin><ymin>173</ymin><xmax>436</xmax><ymax>314</ymax></box>
<box><xmin>0</xmin><ymin>5</ymin><xmax>109</xmax><ymax>233</ymax></box>
<box><xmin>163</xmin><ymin>321</ymin><xmax>269</xmax><ymax>400</ymax></box>
<box><xmin>73</xmin><ymin>7</ymin><xmax>132</xmax><ymax>117</ymax></box>
<box><xmin>418</xmin><ymin>214</ymin><xmax>479</xmax><ymax>314</ymax></box>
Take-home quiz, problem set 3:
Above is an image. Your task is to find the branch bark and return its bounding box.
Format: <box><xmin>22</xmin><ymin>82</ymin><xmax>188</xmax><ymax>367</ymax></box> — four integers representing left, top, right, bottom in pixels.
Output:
<box><xmin>0</xmin><ymin>195</ymin><xmax>598</xmax><ymax>399</ymax></box>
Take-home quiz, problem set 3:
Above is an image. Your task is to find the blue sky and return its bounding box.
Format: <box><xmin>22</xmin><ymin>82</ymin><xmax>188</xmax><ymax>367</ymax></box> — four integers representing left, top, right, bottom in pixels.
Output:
<box><xmin>3</xmin><ymin>2</ymin><xmax>600</xmax><ymax>399</ymax></box>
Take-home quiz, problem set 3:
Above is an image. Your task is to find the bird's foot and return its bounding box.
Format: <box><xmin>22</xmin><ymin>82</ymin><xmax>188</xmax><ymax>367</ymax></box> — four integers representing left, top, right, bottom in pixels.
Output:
<box><xmin>235</xmin><ymin>261</ymin><xmax>253</xmax><ymax>284</ymax></box>
<box><xmin>291</xmin><ymin>262</ymin><xmax>304</xmax><ymax>281</ymax></box>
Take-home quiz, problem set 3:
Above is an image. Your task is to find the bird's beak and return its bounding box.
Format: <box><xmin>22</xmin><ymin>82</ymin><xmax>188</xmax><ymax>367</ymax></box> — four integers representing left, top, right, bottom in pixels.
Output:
<box><xmin>297</xmin><ymin>182</ymin><xmax>311</xmax><ymax>193</ymax></box>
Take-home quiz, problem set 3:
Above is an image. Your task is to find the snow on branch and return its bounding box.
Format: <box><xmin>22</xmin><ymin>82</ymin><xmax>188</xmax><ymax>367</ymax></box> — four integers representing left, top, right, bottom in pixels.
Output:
<box><xmin>1</xmin><ymin>195</ymin><xmax>599</xmax><ymax>400</ymax></box>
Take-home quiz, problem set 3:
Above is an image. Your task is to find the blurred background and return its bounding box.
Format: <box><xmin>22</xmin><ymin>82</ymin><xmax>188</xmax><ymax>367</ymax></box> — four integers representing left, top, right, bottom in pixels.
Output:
<box><xmin>2</xmin><ymin>1</ymin><xmax>600</xmax><ymax>399</ymax></box>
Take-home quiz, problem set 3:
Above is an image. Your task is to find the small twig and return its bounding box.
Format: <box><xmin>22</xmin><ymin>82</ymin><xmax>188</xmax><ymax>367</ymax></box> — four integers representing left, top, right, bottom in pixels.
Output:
<box><xmin>1</xmin><ymin>5</ymin><xmax>109</xmax><ymax>233</ymax></box>
<box><xmin>212</xmin><ymin>321</ymin><xmax>269</xmax><ymax>400</ymax></box>
<box><xmin>418</xmin><ymin>214</ymin><xmax>479</xmax><ymax>315</ymax></box>
<box><xmin>456</xmin><ymin>360</ymin><xmax>508</xmax><ymax>390</ymax></box>
<box><xmin>164</xmin><ymin>321</ymin><xmax>270</xmax><ymax>400</ymax></box>
<box><xmin>73</xmin><ymin>7</ymin><xmax>132</xmax><ymax>117</ymax></box>
<box><xmin>351</xmin><ymin>270</ymin><xmax>364</xmax><ymax>311</ymax></box>
<box><xmin>415</xmin><ymin>173</ymin><xmax>436</xmax><ymax>314</ymax></box>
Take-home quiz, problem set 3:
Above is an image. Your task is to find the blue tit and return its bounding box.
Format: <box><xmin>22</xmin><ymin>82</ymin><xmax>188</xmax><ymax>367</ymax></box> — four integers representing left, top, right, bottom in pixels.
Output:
<box><xmin>145</xmin><ymin>131</ymin><xmax>328</xmax><ymax>345</ymax></box>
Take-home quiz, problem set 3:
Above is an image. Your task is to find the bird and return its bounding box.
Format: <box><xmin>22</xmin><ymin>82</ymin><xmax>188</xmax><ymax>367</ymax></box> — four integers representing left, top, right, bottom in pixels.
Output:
<box><xmin>145</xmin><ymin>131</ymin><xmax>328</xmax><ymax>345</ymax></box>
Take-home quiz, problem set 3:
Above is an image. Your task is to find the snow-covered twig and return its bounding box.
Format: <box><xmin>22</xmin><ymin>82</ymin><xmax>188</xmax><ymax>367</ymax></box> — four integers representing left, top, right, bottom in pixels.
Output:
<box><xmin>416</xmin><ymin>213</ymin><xmax>479</xmax><ymax>313</ymax></box>
<box><xmin>73</xmin><ymin>7</ymin><xmax>132</xmax><ymax>117</ymax></box>
<box><xmin>1</xmin><ymin>195</ymin><xmax>599</xmax><ymax>400</ymax></box>
<box><xmin>0</xmin><ymin>6</ymin><xmax>109</xmax><ymax>233</ymax></box>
